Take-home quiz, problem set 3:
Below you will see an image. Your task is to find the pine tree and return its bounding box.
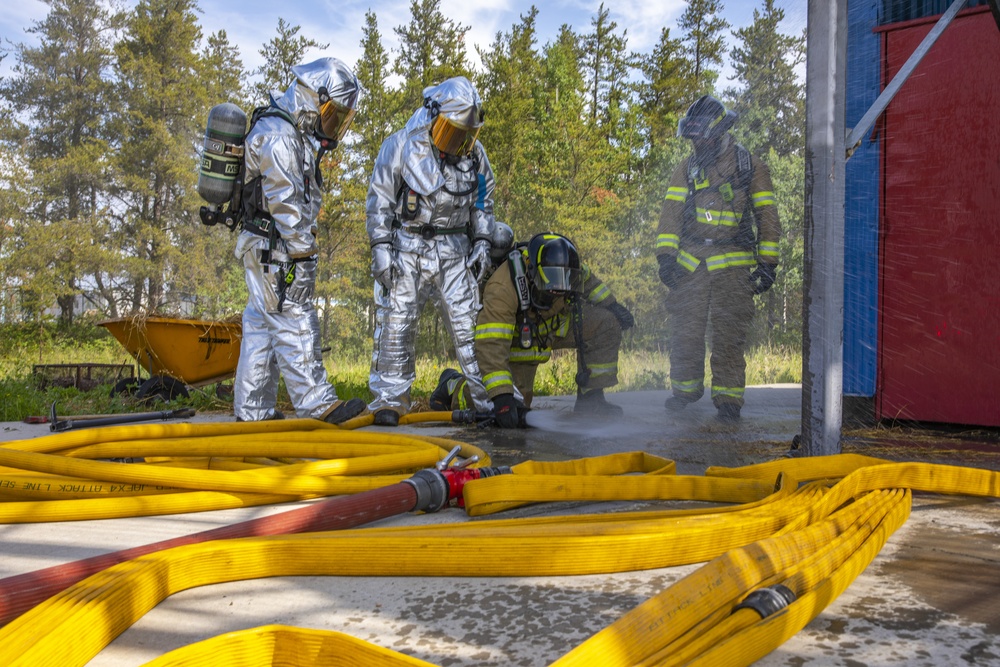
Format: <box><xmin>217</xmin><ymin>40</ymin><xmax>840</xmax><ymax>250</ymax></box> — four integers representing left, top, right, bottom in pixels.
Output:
<box><xmin>110</xmin><ymin>0</ymin><xmax>207</xmax><ymax>314</ymax></box>
<box><xmin>0</xmin><ymin>0</ymin><xmax>122</xmax><ymax>323</ymax></box>
<box><xmin>250</xmin><ymin>18</ymin><xmax>328</xmax><ymax>107</ymax></box>
<box><xmin>580</xmin><ymin>3</ymin><xmax>632</xmax><ymax>135</ymax></box>
<box><xmin>476</xmin><ymin>7</ymin><xmax>544</xmax><ymax>231</ymax></box>
<box><xmin>726</xmin><ymin>0</ymin><xmax>805</xmax><ymax>157</ymax></box>
<box><xmin>354</xmin><ymin>10</ymin><xmax>396</xmax><ymax>175</ymax></box>
<box><xmin>0</xmin><ymin>108</ymin><xmax>33</xmax><ymax>319</ymax></box>
<box><xmin>678</xmin><ymin>0</ymin><xmax>730</xmax><ymax>93</ymax></box>
<box><xmin>637</xmin><ymin>27</ymin><xmax>696</xmax><ymax>147</ymax></box>
<box><xmin>393</xmin><ymin>0</ymin><xmax>472</xmax><ymax>114</ymax></box>
<box><xmin>201</xmin><ymin>30</ymin><xmax>245</xmax><ymax>106</ymax></box>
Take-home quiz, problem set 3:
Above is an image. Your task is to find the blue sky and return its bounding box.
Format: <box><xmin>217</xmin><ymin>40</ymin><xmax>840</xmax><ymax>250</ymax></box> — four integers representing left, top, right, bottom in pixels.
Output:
<box><xmin>1</xmin><ymin>0</ymin><xmax>807</xmax><ymax>85</ymax></box>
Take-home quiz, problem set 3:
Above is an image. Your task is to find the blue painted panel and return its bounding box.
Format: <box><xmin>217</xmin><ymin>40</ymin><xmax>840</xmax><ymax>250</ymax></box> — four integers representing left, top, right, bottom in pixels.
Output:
<box><xmin>844</xmin><ymin>0</ymin><xmax>882</xmax><ymax>397</ymax></box>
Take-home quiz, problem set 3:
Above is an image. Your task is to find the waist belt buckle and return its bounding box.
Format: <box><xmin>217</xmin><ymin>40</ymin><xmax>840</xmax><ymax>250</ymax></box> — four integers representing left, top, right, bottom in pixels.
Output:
<box><xmin>419</xmin><ymin>224</ymin><xmax>437</xmax><ymax>240</ymax></box>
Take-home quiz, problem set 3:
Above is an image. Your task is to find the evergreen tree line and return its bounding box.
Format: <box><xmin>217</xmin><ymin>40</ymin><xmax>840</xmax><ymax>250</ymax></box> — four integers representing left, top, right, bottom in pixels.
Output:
<box><xmin>0</xmin><ymin>0</ymin><xmax>805</xmax><ymax>357</ymax></box>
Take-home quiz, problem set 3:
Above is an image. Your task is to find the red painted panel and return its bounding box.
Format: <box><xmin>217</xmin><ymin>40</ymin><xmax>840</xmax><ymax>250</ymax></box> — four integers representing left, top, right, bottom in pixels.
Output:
<box><xmin>878</xmin><ymin>9</ymin><xmax>1000</xmax><ymax>426</ymax></box>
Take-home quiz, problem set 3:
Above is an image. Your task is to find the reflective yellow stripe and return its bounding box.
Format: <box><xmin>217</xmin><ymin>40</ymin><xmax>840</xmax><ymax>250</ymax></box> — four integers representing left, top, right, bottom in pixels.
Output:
<box><xmin>483</xmin><ymin>371</ymin><xmax>513</xmax><ymax>391</ymax></box>
<box><xmin>509</xmin><ymin>349</ymin><xmax>551</xmax><ymax>363</ymax></box>
<box><xmin>475</xmin><ymin>323</ymin><xmax>516</xmax><ymax>340</ymax></box>
<box><xmin>696</xmin><ymin>208</ymin><xmax>738</xmax><ymax>227</ymax></box>
<box><xmin>678</xmin><ymin>250</ymin><xmax>700</xmax><ymax>272</ymax></box>
<box><xmin>752</xmin><ymin>191</ymin><xmax>775</xmax><ymax>207</ymax></box>
<box><xmin>456</xmin><ymin>380</ymin><xmax>468</xmax><ymax>410</ymax></box>
<box><xmin>589</xmin><ymin>283</ymin><xmax>611</xmax><ymax>304</ymax></box>
<box><xmin>665</xmin><ymin>186</ymin><xmax>687</xmax><ymax>202</ymax></box>
<box><xmin>656</xmin><ymin>234</ymin><xmax>679</xmax><ymax>250</ymax></box>
<box><xmin>672</xmin><ymin>378</ymin><xmax>703</xmax><ymax>394</ymax></box>
<box><xmin>587</xmin><ymin>362</ymin><xmax>617</xmax><ymax>377</ymax></box>
<box><xmin>758</xmin><ymin>242</ymin><xmax>779</xmax><ymax>259</ymax></box>
<box><xmin>705</xmin><ymin>251</ymin><xmax>755</xmax><ymax>271</ymax></box>
<box><xmin>712</xmin><ymin>385</ymin><xmax>745</xmax><ymax>399</ymax></box>
<box><xmin>537</xmin><ymin>316</ymin><xmax>569</xmax><ymax>338</ymax></box>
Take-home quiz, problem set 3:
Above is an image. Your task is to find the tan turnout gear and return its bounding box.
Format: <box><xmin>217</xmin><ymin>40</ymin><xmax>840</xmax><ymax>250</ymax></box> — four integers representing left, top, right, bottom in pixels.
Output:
<box><xmin>470</xmin><ymin>252</ymin><xmax>622</xmax><ymax>408</ymax></box>
<box><xmin>655</xmin><ymin>138</ymin><xmax>781</xmax><ymax>414</ymax></box>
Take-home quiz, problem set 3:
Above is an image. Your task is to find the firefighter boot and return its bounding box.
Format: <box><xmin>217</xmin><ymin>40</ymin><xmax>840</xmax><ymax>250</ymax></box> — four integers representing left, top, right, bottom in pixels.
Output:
<box><xmin>664</xmin><ymin>396</ymin><xmax>689</xmax><ymax>413</ymax></box>
<box><xmin>574</xmin><ymin>389</ymin><xmax>624</xmax><ymax>419</ymax></box>
<box><xmin>373</xmin><ymin>409</ymin><xmax>401</xmax><ymax>427</ymax></box>
<box><xmin>716</xmin><ymin>403</ymin><xmax>742</xmax><ymax>424</ymax></box>
<box><xmin>322</xmin><ymin>398</ymin><xmax>367</xmax><ymax>425</ymax></box>
<box><xmin>429</xmin><ymin>368</ymin><xmax>464</xmax><ymax>411</ymax></box>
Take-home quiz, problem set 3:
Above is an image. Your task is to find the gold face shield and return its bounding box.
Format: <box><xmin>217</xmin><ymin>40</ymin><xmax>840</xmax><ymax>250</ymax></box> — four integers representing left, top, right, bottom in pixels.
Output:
<box><xmin>318</xmin><ymin>97</ymin><xmax>356</xmax><ymax>141</ymax></box>
<box><xmin>430</xmin><ymin>115</ymin><xmax>481</xmax><ymax>156</ymax></box>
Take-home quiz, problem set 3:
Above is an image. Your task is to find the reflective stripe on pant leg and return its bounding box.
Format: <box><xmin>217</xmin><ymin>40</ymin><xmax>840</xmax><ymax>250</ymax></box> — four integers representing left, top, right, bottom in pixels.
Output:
<box><xmin>665</xmin><ymin>265</ymin><xmax>710</xmax><ymax>401</ymax></box>
<box><xmin>708</xmin><ymin>265</ymin><xmax>755</xmax><ymax>407</ymax></box>
<box><xmin>550</xmin><ymin>303</ymin><xmax>621</xmax><ymax>391</ymax></box>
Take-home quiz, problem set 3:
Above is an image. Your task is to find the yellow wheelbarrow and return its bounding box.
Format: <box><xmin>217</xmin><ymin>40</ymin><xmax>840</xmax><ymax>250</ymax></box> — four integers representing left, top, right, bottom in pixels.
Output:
<box><xmin>99</xmin><ymin>316</ymin><xmax>242</xmax><ymax>402</ymax></box>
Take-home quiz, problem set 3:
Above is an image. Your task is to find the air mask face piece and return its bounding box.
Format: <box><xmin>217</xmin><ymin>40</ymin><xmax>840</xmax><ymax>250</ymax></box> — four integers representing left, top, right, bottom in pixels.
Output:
<box><xmin>430</xmin><ymin>115</ymin><xmax>481</xmax><ymax>156</ymax></box>
<box><xmin>318</xmin><ymin>86</ymin><xmax>356</xmax><ymax>141</ymax></box>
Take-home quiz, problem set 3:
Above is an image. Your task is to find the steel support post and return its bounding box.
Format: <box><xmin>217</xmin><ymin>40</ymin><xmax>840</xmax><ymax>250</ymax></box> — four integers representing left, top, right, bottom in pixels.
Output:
<box><xmin>801</xmin><ymin>0</ymin><xmax>848</xmax><ymax>456</ymax></box>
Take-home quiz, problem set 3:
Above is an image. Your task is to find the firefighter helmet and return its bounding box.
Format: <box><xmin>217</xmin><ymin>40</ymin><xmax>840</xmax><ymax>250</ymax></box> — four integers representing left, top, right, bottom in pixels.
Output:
<box><xmin>490</xmin><ymin>222</ymin><xmax>514</xmax><ymax>262</ymax></box>
<box><xmin>526</xmin><ymin>232</ymin><xmax>582</xmax><ymax>303</ymax></box>
<box><xmin>424</xmin><ymin>76</ymin><xmax>485</xmax><ymax>156</ymax></box>
<box><xmin>677</xmin><ymin>94</ymin><xmax>737</xmax><ymax>141</ymax></box>
<box><xmin>290</xmin><ymin>58</ymin><xmax>359</xmax><ymax>143</ymax></box>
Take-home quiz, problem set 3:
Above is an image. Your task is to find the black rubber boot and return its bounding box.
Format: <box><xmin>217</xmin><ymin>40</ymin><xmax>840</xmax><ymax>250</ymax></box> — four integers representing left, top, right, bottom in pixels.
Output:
<box><xmin>429</xmin><ymin>368</ymin><xmax>463</xmax><ymax>411</ymax></box>
<box><xmin>664</xmin><ymin>396</ymin><xmax>689</xmax><ymax>413</ymax></box>
<box><xmin>322</xmin><ymin>398</ymin><xmax>367</xmax><ymax>425</ymax></box>
<box><xmin>373</xmin><ymin>408</ymin><xmax>400</xmax><ymax>426</ymax></box>
<box><xmin>574</xmin><ymin>389</ymin><xmax>624</xmax><ymax>418</ymax></box>
<box><xmin>716</xmin><ymin>403</ymin><xmax>742</xmax><ymax>424</ymax></box>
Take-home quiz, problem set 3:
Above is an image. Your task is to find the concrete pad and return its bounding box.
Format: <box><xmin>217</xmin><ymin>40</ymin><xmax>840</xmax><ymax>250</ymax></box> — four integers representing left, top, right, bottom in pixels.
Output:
<box><xmin>1</xmin><ymin>385</ymin><xmax>998</xmax><ymax>666</ymax></box>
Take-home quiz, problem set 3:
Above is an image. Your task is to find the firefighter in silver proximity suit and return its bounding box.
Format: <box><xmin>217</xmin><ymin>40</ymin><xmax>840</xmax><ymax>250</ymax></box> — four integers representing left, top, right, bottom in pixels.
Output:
<box><xmin>234</xmin><ymin>57</ymin><xmax>366</xmax><ymax>424</ymax></box>
<box><xmin>367</xmin><ymin>76</ymin><xmax>497</xmax><ymax>426</ymax></box>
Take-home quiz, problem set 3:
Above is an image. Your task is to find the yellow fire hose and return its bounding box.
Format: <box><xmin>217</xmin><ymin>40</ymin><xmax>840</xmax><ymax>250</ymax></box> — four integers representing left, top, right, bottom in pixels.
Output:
<box><xmin>0</xmin><ymin>418</ymin><xmax>997</xmax><ymax>666</ymax></box>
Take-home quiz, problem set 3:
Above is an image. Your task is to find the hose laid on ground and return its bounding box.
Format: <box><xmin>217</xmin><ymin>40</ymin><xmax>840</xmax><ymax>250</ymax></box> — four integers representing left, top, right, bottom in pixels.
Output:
<box><xmin>0</xmin><ymin>419</ymin><xmax>998</xmax><ymax>666</ymax></box>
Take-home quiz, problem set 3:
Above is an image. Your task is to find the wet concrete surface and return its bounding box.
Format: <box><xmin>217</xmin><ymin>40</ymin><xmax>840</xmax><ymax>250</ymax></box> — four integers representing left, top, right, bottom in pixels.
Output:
<box><xmin>1</xmin><ymin>384</ymin><xmax>999</xmax><ymax>665</ymax></box>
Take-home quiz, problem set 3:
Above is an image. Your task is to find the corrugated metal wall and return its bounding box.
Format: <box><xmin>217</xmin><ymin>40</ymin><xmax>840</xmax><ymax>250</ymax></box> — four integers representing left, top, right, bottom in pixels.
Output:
<box><xmin>844</xmin><ymin>0</ymin><xmax>882</xmax><ymax>398</ymax></box>
<box><xmin>875</xmin><ymin>7</ymin><xmax>1000</xmax><ymax>426</ymax></box>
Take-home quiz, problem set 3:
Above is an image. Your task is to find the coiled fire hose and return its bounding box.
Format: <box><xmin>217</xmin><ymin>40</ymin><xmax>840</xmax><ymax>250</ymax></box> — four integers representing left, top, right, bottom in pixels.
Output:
<box><xmin>0</xmin><ymin>416</ymin><xmax>997</xmax><ymax>666</ymax></box>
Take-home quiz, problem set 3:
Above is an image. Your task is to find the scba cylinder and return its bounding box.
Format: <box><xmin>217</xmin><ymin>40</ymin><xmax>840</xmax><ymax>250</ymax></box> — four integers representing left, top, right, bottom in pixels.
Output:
<box><xmin>197</xmin><ymin>103</ymin><xmax>248</xmax><ymax>205</ymax></box>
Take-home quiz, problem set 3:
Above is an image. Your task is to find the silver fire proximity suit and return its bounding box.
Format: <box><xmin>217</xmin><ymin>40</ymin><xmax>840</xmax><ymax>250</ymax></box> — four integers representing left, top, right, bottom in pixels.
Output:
<box><xmin>233</xmin><ymin>58</ymin><xmax>362</xmax><ymax>422</ymax></box>
<box><xmin>367</xmin><ymin>76</ymin><xmax>497</xmax><ymax>418</ymax></box>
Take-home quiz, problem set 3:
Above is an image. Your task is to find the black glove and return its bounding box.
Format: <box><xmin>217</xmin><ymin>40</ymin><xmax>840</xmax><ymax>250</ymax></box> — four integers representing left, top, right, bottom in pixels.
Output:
<box><xmin>607</xmin><ymin>302</ymin><xmax>635</xmax><ymax>330</ymax></box>
<box><xmin>657</xmin><ymin>254</ymin><xmax>679</xmax><ymax>289</ymax></box>
<box><xmin>492</xmin><ymin>393</ymin><xmax>521</xmax><ymax>429</ymax></box>
<box><xmin>749</xmin><ymin>261</ymin><xmax>777</xmax><ymax>294</ymax></box>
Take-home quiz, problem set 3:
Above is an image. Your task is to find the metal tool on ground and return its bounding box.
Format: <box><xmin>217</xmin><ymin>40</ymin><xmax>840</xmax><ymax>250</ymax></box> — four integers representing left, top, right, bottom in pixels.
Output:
<box><xmin>24</xmin><ymin>413</ymin><xmax>118</xmax><ymax>425</ymax></box>
<box><xmin>0</xmin><ymin>445</ymin><xmax>510</xmax><ymax>627</ymax></box>
<box><xmin>47</xmin><ymin>403</ymin><xmax>197</xmax><ymax>433</ymax></box>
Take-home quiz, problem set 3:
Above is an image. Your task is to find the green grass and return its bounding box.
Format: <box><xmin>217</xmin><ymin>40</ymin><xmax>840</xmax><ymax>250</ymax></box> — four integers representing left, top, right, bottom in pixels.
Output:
<box><xmin>0</xmin><ymin>341</ymin><xmax>802</xmax><ymax>422</ymax></box>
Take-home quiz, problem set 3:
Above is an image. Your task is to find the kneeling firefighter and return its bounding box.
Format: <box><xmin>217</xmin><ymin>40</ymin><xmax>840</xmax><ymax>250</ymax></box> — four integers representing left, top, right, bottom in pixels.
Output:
<box><xmin>233</xmin><ymin>57</ymin><xmax>366</xmax><ymax>424</ymax></box>
<box><xmin>431</xmin><ymin>232</ymin><xmax>635</xmax><ymax>428</ymax></box>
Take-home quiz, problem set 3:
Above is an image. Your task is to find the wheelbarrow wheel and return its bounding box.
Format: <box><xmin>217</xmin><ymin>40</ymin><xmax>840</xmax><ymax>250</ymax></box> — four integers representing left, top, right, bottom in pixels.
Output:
<box><xmin>136</xmin><ymin>376</ymin><xmax>189</xmax><ymax>404</ymax></box>
<box><xmin>110</xmin><ymin>378</ymin><xmax>139</xmax><ymax>398</ymax></box>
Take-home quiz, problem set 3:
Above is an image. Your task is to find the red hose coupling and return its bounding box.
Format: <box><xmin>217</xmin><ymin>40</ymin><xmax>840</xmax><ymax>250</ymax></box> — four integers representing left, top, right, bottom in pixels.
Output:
<box><xmin>403</xmin><ymin>446</ymin><xmax>511</xmax><ymax>512</ymax></box>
